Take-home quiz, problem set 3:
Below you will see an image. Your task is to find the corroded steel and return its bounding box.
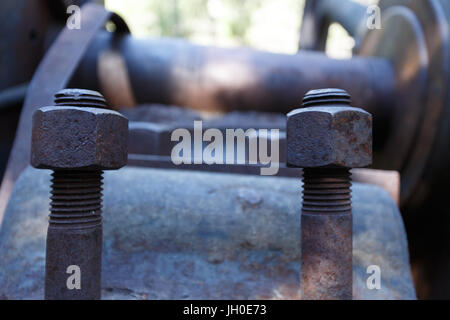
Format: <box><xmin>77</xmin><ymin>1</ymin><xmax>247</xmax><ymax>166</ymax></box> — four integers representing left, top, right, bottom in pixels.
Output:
<box><xmin>301</xmin><ymin>167</ymin><xmax>353</xmax><ymax>299</ymax></box>
<box><xmin>287</xmin><ymin>88</ymin><xmax>372</xmax><ymax>300</ymax></box>
<box><xmin>287</xmin><ymin>89</ymin><xmax>372</xmax><ymax>168</ymax></box>
<box><xmin>31</xmin><ymin>89</ymin><xmax>128</xmax><ymax>300</ymax></box>
<box><xmin>31</xmin><ymin>106</ymin><xmax>128</xmax><ymax>170</ymax></box>
<box><xmin>45</xmin><ymin>169</ymin><xmax>103</xmax><ymax>300</ymax></box>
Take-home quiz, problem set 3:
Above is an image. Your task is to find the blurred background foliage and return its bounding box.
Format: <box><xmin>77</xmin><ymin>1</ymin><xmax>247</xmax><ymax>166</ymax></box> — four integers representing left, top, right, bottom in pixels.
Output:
<box><xmin>106</xmin><ymin>0</ymin><xmax>377</xmax><ymax>58</ymax></box>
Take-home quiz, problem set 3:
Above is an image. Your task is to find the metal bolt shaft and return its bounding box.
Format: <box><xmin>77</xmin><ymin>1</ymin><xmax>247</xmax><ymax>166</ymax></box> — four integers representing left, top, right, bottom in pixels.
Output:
<box><xmin>45</xmin><ymin>89</ymin><xmax>107</xmax><ymax>300</ymax></box>
<box><xmin>300</xmin><ymin>89</ymin><xmax>354</xmax><ymax>300</ymax></box>
<box><xmin>286</xmin><ymin>88</ymin><xmax>371</xmax><ymax>300</ymax></box>
<box><xmin>301</xmin><ymin>167</ymin><xmax>352</xmax><ymax>300</ymax></box>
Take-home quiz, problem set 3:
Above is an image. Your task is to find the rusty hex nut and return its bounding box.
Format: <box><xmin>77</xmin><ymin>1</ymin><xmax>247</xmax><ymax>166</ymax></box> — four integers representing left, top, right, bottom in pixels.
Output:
<box><xmin>31</xmin><ymin>106</ymin><xmax>128</xmax><ymax>170</ymax></box>
<box><xmin>287</xmin><ymin>106</ymin><xmax>372</xmax><ymax>168</ymax></box>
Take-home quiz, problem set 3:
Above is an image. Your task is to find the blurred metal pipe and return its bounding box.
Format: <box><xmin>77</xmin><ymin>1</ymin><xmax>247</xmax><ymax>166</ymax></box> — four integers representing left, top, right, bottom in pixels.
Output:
<box><xmin>73</xmin><ymin>32</ymin><xmax>395</xmax><ymax>123</ymax></box>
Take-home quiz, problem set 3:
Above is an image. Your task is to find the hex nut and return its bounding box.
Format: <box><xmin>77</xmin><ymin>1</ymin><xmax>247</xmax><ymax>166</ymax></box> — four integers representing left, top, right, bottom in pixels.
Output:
<box><xmin>31</xmin><ymin>106</ymin><xmax>128</xmax><ymax>170</ymax></box>
<box><xmin>287</xmin><ymin>106</ymin><xmax>372</xmax><ymax>168</ymax></box>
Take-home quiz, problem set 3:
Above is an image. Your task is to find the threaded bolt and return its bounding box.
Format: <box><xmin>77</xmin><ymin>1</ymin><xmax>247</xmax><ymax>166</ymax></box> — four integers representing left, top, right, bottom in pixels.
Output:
<box><xmin>301</xmin><ymin>167</ymin><xmax>352</xmax><ymax>300</ymax></box>
<box><xmin>54</xmin><ymin>88</ymin><xmax>108</xmax><ymax>109</ymax></box>
<box><xmin>50</xmin><ymin>89</ymin><xmax>107</xmax><ymax>231</ymax></box>
<box><xmin>50</xmin><ymin>170</ymin><xmax>103</xmax><ymax>229</ymax></box>
<box><xmin>286</xmin><ymin>88</ymin><xmax>372</xmax><ymax>300</ymax></box>
<box><xmin>31</xmin><ymin>88</ymin><xmax>128</xmax><ymax>300</ymax></box>
<box><xmin>302</xmin><ymin>167</ymin><xmax>352</xmax><ymax>215</ymax></box>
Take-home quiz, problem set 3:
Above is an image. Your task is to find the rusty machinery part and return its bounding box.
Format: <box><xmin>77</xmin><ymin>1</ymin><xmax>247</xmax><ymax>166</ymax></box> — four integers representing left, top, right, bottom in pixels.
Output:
<box><xmin>73</xmin><ymin>31</ymin><xmax>395</xmax><ymax>118</ymax></box>
<box><xmin>120</xmin><ymin>104</ymin><xmax>399</xmax><ymax>203</ymax></box>
<box><xmin>2</xmin><ymin>0</ymin><xmax>447</xmax><ymax>211</ymax></box>
<box><xmin>31</xmin><ymin>89</ymin><xmax>128</xmax><ymax>300</ymax></box>
<box><xmin>357</xmin><ymin>0</ymin><xmax>450</xmax><ymax>209</ymax></box>
<box><xmin>62</xmin><ymin>19</ymin><xmax>384</xmax><ymax>204</ymax></box>
<box><xmin>0</xmin><ymin>165</ymin><xmax>413</xmax><ymax>299</ymax></box>
<box><xmin>45</xmin><ymin>169</ymin><xmax>103</xmax><ymax>300</ymax></box>
<box><xmin>287</xmin><ymin>89</ymin><xmax>372</xmax><ymax>300</ymax></box>
<box><xmin>299</xmin><ymin>0</ymin><xmax>450</xmax><ymax>208</ymax></box>
<box><xmin>73</xmin><ymin>0</ymin><xmax>450</xmax><ymax>209</ymax></box>
<box><xmin>72</xmin><ymin>30</ymin><xmax>394</xmax><ymax>181</ymax></box>
<box><xmin>301</xmin><ymin>167</ymin><xmax>353</xmax><ymax>300</ymax></box>
<box><xmin>356</xmin><ymin>0</ymin><xmax>450</xmax><ymax>298</ymax></box>
<box><xmin>31</xmin><ymin>107</ymin><xmax>128</xmax><ymax>170</ymax></box>
<box><xmin>0</xmin><ymin>3</ymin><xmax>129</xmax><ymax>222</ymax></box>
<box><xmin>32</xmin><ymin>88</ymin><xmax>128</xmax><ymax>171</ymax></box>
<box><xmin>301</xmin><ymin>88</ymin><xmax>352</xmax><ymax>107</ymax></box>
<box><xmin>287</xmin><ymin>89</ymin><xmax>372</xmax><ymax>168</ymax></box>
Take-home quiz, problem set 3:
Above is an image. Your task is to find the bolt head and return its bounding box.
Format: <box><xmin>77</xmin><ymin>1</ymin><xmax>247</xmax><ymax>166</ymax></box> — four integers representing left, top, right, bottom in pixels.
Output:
<box><xmin>287</xmin><ymin>106</ymin><xmax>372</xmax><ymax>168</ymax></box>
<box><xmin>31</xmin><ymin>106</ymin><xmax>128</xmax><ymax>170</ymax></box>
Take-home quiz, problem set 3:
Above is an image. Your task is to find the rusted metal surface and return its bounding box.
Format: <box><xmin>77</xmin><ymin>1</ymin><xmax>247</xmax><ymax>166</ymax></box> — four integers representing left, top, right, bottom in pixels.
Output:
<box><xmin>122</xmin><ymin>103</ymin><xmax>397</xmax><ymax>202</ymax></box>
<box><xmin>32</xmin><ymin>108</ymin><xmax>127</xmax><ymax>170</ymax></box>
<box><xmin>287</xmin><ymin>89</ymin><xmax>372</xmax><ymax>299</ymax></box>
<box><xmin>286</xmin><ymin>89</ymin><xmax>372</xmax><ymax>168</ymax></box>
<box><xmin>45</xmin><ymin>169</ymin><xmax>103</xmax><ymax>300</ymax></box>
<box><xmin>127</xmin><ymin>152</ymin><xmax>398</xmax><ymax>200</ymax></box>
<box><xmin>0</xmin><ymin>3</ymin><xmax>129</xmax><ymax>223</ymax></box>
<box><xmin>31</xmin><ymin>89</ymin><xmax>128</xmax><ymax>300</ymax></box>
<box><xmin>0</xmin><ymin>166</ymin><xmax>416</xmax><ymax>300</ymax></box>
<box><xmin>301</xmin><ymin>167</ymin><xmax>353</xmax><ymax>299</ymax></box>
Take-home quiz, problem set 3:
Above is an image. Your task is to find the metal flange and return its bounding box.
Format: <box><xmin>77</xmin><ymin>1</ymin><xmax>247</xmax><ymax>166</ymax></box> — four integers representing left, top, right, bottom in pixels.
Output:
<box><xmin>358</xmin><ymin>0</ymin><xmax>450</xmax><ymax>207</ymax></box>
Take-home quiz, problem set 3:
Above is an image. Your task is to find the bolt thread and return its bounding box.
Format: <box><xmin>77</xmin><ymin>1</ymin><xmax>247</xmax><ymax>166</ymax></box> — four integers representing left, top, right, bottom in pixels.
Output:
<box><xmin>302</xmin><ymin>88</ymin><xmax>351</xmax><ymax>107</ymax></box>
<box><xmin>49</xmin><ymin>170</ymin><xmax>103</xmax><ymax>229</ymax></box>
<box><xmin>54</xmin><ymin>89</ymin><xmax>108</xmax><ymax>109</ymax></box>
<box><xmin>302</xmin><ymin>168</ymin><xmax>352</xmax><ymax>214</ymax></box>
